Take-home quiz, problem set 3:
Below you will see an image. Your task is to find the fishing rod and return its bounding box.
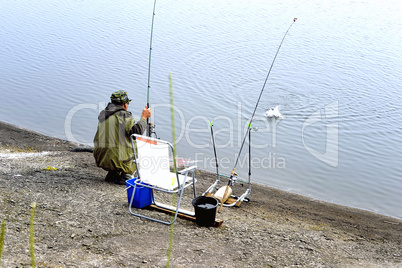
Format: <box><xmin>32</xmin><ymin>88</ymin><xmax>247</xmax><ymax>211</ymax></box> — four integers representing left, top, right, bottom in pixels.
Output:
<box><xmin>209</xmin><ymin>121</ymin><xmax>220</xmax><ymax>181</ymax></box>
<box><xmin>216</xmin><ymin>19</ymin><xmax>298</xmax><ymax>212</ymax></box>
<box><xmin>248</xmin><ymin>123</ymin><xmax>251</xmax><ymax>184</ymax></box>
<box><xmin>229</xmin><ymin>18</ymin><xmax>297</xmax><ymax>177</ymax></box>
<box><xmin>146</xmin><ymin>0</ymin><xmax>157</xmax><ymax>137</ymax></box>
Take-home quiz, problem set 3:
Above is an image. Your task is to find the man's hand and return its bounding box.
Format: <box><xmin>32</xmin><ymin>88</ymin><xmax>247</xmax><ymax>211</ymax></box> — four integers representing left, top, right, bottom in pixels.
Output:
<box><xmin>141</xmin><ymin>106</ymin><xmax>151</xmax><ymax>120</ymax></box>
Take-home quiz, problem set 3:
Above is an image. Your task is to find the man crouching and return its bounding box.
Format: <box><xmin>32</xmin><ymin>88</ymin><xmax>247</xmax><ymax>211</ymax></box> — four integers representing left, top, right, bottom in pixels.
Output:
<box><xmin>93</xmin><ymin>90</ymin><xmax>151</xmax><ymax>185</ymax></box>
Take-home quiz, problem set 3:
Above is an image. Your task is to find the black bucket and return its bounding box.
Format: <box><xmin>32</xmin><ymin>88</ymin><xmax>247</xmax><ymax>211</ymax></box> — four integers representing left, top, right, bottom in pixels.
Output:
<box><xmin>192</xmin><ymin>196</ymin><xmax>219</xmax><ymax>227</ymax></box>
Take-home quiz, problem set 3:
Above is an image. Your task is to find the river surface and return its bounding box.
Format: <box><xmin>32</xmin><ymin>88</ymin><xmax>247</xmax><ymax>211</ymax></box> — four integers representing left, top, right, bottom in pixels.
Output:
<box><xmin>1</xmin><ymin>0</ymin><xmax>401</xmax><ymax>219</ymax></box>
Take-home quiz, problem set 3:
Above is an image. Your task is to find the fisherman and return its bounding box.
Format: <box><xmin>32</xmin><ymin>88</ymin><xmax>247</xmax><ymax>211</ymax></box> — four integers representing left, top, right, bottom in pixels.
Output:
<box><xmin>93</xmin><ymin>90</ymin><xmax>151</xmax><ymax>185</ymax></box>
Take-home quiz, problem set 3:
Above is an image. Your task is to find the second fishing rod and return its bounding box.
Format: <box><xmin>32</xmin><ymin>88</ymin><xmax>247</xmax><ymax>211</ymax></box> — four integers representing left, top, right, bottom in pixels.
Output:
<box><xmin>215</xmin><ymin>19</ymin><xmax>298</xmax><ymax>211</ymax></box>
<box><xmin>230</xmin><ymin>18</ymin><xmax>297</xmax><ymax>177</ymax></box>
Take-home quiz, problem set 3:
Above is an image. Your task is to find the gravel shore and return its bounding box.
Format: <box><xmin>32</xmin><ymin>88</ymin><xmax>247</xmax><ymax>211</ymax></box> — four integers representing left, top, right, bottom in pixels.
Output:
<box><xmin>0</xmin><ymin>121</ymin><xmax>401</xmax><ymax>267</ymax></box>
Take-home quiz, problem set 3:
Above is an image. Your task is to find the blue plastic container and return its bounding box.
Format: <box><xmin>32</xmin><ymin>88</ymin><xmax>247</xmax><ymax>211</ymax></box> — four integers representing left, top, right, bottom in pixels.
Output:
<box><xmin>126</xmin><ymin>178</ymin><xmax>153</xmax><ymax>208</ymax></box>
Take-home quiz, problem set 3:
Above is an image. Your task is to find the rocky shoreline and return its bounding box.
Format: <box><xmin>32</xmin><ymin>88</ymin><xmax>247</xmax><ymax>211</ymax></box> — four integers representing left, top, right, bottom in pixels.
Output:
<box><xmin>0</xmin><ymin>121</ymin><xmax>401</xmax><ymax>267</ymax></box>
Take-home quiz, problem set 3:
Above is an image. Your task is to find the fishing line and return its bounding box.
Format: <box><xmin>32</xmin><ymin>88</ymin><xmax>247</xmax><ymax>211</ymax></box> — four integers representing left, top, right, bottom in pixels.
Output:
<box><xmin>146</xmin><ymin>0</ymin><xmax>157</xmax><ymax>136</ymax></box>
<box><xmin>231</xmin><ymin>18</ymin><xmax>297</xmax><ymax>175</ymax></box>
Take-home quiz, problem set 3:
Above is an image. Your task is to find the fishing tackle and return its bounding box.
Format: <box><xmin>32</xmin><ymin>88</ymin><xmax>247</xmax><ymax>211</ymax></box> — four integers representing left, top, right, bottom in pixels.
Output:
<box><xmin>229</xmin><ymin>18</ymin><xmax>297</xmax><ymax>178</ymax></box>
<box><xmin>210</xmin><ymin>18</ymin><xmax>297</xmax><ymax>211</ymax></box>
<box><xmin>209</xmin><ymin>122</ymin><xmax>233</xmax><ymax>205</ymax></box>
<box><xmin>216</xmin><ymin>123</ymin><xmax>253</xmax><ymax>212</ymax></box>
<box><xmin>146</xmin><ymin>0</ymin><xmax>157</xmax><ymax>137</ymax></box>
<box><xmin>204</xmin><ymin>122</ymin><xmax>252</xmax><ymax>210</ymax></box>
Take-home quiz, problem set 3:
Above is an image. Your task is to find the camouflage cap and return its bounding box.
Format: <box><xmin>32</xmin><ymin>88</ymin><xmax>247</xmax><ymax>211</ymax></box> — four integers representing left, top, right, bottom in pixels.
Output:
<box><xmin>110</xmin><ymin>90</ymin><xmax>131</xmax><ymax>104</ymax></box>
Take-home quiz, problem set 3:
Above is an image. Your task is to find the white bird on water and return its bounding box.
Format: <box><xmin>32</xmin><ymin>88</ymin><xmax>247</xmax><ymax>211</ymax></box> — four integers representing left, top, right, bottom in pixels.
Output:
<box><xmin>265</xmin><ymin>105</ymin><xmax>283</xmax><ymax>119</ymax></box>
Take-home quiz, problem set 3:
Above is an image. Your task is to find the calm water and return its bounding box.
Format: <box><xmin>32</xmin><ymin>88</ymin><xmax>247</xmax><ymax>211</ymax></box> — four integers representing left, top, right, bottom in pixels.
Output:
<box><xmin>1</xmin><ymin>0</ymin><xmax>401</xmax><ymax>219</ymax></box>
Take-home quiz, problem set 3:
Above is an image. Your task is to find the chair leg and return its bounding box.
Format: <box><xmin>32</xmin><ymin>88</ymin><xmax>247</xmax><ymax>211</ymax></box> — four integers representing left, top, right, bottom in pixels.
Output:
<box><xmin>129</xmin><ymin>186</ymin><xmax>193</xmax><ymax>225</ymax></box>
<box><xmin>128</xmin><ymin>171</ymin><xmax>198</xmax><ymax>225</ymax></box>
<box><xmin>192</xmin><ymin>172</ymin><xmax>197</xmax><ymax>198</ymax></box>
<box><xmin>153</xmin><ymin>186</ymin><xmax>188</xmax><ymax>225</ymax></box>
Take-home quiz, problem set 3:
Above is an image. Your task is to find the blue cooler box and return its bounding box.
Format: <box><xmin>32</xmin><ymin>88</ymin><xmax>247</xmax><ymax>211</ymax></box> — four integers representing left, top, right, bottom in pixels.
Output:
<box><xmin>126</xmin><ymin>178</ymin><xmax>153</xmax><ymax>208</ymax></box>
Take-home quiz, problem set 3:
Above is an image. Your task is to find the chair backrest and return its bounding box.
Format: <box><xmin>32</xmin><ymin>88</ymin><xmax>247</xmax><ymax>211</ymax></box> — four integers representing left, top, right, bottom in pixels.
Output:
<box><xmin>135</xmin><ymin>136</ymin><xmax>173</xmax><ymax>185</ymax></box>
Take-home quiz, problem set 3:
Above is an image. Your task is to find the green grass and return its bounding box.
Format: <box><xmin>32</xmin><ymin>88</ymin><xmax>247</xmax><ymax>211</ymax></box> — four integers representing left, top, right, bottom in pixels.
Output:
<box><xmin>166</xmin><ymin>73</ymin><xmax>176</xmax><ymax>268</ymax></box>
<box><xmin>0</xmin><ymin>219</ymin><xmax>6</xmax><ymax>264</ymax></box>
<box><xmin>0</xmin><ymin>203</ymin><xmax>38</xmax><ymax>267</ymax></box>
<box><xmin>30</xmin><ymin>202</ymin><xmax>37</xmax><ymax>268</ymax></box>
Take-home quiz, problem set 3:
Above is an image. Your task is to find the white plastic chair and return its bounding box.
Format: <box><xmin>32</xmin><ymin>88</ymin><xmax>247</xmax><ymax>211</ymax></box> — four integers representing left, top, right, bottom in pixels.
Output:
<box><xmin>127</xmin><ymin>134</ymin><xmax>197</xmax><ymax>225</ymax></box>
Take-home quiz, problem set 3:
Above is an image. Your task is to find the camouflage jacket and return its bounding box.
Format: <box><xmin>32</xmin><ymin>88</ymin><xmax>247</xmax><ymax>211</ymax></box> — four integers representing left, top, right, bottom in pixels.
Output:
<box><xmin>93</xmin><ymin>102</ymin><xmax>146</xmax><ymax>174</ymax></box>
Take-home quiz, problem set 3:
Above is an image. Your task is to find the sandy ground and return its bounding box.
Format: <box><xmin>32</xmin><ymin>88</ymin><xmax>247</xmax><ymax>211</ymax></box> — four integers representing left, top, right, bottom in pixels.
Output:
<box><xmin>0</xmin><ymin>121</ymin><xmax>401</xmax><ymax>267</ymax></box>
